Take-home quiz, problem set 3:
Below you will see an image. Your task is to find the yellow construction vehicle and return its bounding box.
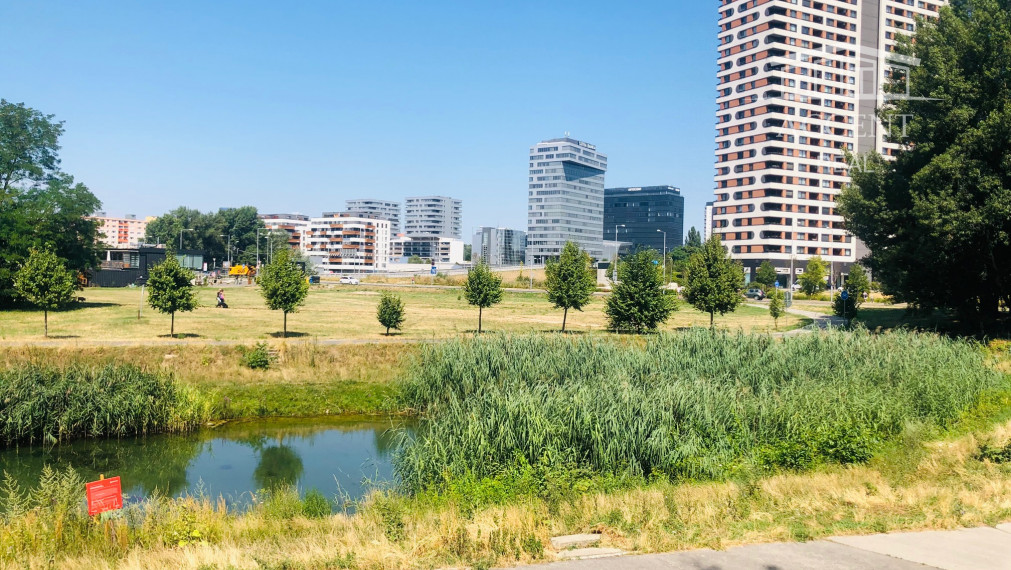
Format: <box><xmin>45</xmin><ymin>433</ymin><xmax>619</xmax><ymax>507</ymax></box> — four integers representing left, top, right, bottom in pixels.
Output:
<box><xmin>227</xmin><ymin>265</ymin><xmax>256</xmax><ymax>277</ymax></box>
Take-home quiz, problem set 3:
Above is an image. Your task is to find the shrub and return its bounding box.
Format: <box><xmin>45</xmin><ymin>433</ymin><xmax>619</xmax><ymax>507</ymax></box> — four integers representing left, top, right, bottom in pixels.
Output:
<box><xmin>239</xmin><ymin>342</ymin><xmax>275</xmax><ymax>370</ymax></box>
<box><xmin>302</xmin><ymin>489</ymin><xmax>331</xmax><ymax>518</ymax></box>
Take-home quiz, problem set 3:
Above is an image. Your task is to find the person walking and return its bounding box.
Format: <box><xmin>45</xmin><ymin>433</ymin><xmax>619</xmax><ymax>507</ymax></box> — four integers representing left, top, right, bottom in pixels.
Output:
<box><xmin>216</xmin><ymin>289</ymin><xmax>228</xmax><ymax>308</ymax></box>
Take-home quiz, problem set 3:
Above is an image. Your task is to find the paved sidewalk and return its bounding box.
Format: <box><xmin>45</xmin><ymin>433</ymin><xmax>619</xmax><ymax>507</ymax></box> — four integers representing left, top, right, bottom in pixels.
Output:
<box><xmin>535</xmin><ymin>526</ymin><xmax>1011</xmax><ymax>569</ymax></box>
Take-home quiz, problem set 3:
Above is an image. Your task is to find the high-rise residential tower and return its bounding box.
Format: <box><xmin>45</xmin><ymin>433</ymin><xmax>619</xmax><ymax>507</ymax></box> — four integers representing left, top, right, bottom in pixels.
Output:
<box><xmin>526</xmin><ymin>137</ymin><xmax>608</xmax><ymax>264</ymax></box>
<box><xmin>713</xmin><ymin>0</ymin><xmax>944</xmax><ymax>285</ymax></box>
<box><xmin>404</xmin><ymin>196</ymin><xmax>462</xmax><ymax>239</ymax></box>
<box><xmin>345</xmin><ymin>199</ymin><xmax>402</xmax><ymax>235</ymax></box>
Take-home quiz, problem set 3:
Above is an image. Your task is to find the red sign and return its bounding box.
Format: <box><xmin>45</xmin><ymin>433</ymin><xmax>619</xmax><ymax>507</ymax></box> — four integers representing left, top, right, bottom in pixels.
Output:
<box><xmin>86</xmin><ymin>476</ymin><xmax>123</xmax><ymax>516</ymax></box>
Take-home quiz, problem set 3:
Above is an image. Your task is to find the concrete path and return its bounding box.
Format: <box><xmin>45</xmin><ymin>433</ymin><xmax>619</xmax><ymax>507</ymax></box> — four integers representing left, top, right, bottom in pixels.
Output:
<box><xmin>535</xmin><ymin>526</ymin><xmax>1011</xmax><ymax>569</ymax></box>
<box><xmin>746</xmin><ymin>302</ymin><xmax>847</xmax><ymax>334</ymax></box>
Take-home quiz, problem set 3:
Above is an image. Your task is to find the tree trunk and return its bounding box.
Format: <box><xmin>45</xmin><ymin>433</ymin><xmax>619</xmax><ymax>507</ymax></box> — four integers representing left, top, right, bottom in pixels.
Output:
<box><xmin>478</xmin><ymin>307</ymin><xmax>483</xmax><ymax>334</ymax></box>
<box><xmin>710</xmin><ymin>311</ymin><xmax>714</xmax><ymax>329</ymax></box>
<box><xmin>44</xmin><ymin>310</ymin><xmax>48</xmax><ymax>338</ymax></box>
<box><xmin>386</xmin><ymin>326</ymin><xmax>390</xmax><ymax>336</ymax></box>
<box><xmin>562</xmin><ymin>307</ymin><xmax>568</xmax><ymax>332</ymax></box>
<box><xmin>283</xmin><ymin>312</ymin><xmax>288</xmax><ymax>338</ymax></box>
<box><xmin>171</xmin><ymin>312</ymin><xmax>175</xmax><ymax>336</ymax></box>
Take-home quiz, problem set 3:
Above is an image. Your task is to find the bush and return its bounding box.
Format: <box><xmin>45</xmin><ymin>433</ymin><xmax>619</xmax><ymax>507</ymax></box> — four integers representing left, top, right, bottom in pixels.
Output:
<box><xmin>302</xmin><ymin>489</ymin><xmax>332</xmax><ymax>518</ymax></box>
<box><xmin>239</xmin><ymin>342</ymin><xmax>275</xmax><ymax>370</ymax></box>
<box><xmin>395</xmin><ymin>330</ymin><xmax>1003</xmax><ymax>492</ymax></box>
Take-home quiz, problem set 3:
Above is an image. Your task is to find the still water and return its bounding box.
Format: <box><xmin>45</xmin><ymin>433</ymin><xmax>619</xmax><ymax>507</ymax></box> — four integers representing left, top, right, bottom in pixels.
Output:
<box><xmin>0</xmin><ymin>418</ymin><xmax>408</xmax><ymax>510</ymax></box>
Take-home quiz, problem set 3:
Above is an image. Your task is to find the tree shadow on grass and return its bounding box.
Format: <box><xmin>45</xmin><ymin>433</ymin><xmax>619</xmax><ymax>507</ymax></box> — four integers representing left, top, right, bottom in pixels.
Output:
<box><xmin>58</xmin><ymin>301</ymin><xmax>119</xmax><ymax>311</ymax></box>
<box><xmin>46</xmin><ymin>335</ymin><xmax>80</xmax><ymax>339</ymax></box>
<box><xmin>267</xmin><ymin>331</ymin><xmax>310</xmax><ymax>339</ymax></box>
<box><xmin>157</xmin><ymin>333</ymin><xmax>203</xmax><ymax>339</ymax></box>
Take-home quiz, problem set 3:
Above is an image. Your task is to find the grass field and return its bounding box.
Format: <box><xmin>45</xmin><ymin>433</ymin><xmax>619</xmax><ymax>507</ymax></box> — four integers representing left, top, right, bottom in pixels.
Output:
<box><xmin>0</xmin><ymin>285</ymin><xmax>809</xmax><ymax>343</ymax></box>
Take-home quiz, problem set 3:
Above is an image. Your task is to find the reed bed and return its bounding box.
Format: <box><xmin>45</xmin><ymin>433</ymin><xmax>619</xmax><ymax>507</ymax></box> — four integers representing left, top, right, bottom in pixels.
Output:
<box><xmin>0</xmin><ymin>364</ymin><xmax>211</xmax><ymax>445</ymax></box>
<box><xmin>396</xmin><ymin>329</ymin><xmax>1006</xmax><ymax>492</ymax></box>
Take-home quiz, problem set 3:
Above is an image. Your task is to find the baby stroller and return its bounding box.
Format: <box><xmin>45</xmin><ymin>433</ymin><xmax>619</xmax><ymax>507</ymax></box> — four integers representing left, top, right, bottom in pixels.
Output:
<box><xmin>216</xmin><ymin>290</ymin><xmax>229</xmax><ymax>309</ymax></box>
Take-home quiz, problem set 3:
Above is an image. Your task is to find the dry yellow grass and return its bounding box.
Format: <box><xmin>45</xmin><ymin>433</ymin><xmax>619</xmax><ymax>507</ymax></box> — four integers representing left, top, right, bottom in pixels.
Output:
<box><xmin>0</xmin><ymin>285</ymin><xmax>808</xmax><ymax>344</ymax></box>
<box><xmin>26</xmin><ymin>419</ymin><xmax>1011</xmax><ymax>569</ymax></box>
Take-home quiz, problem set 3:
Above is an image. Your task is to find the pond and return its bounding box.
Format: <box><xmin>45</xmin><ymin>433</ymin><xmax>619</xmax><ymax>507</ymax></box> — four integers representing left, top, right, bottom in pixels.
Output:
<box><xmin>0</xmin><ymin>417</ymin><xmax>409</xmax><ymax>511</ymax></box>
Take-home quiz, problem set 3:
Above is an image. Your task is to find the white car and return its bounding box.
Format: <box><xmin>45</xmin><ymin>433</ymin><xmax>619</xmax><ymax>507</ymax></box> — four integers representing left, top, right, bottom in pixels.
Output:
<box><xmin>339</xmin><ymin>276</ymin><xmax>359</xmax><ymax>285</ymax></box>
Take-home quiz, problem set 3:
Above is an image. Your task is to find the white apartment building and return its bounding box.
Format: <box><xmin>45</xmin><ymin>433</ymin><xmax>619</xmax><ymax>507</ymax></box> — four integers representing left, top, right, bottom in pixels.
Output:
<box><xmin>404</xmin><ymin>196</ymin><xmax>462</xmax><ymax>239</ymax></box>
<box><xmin>526</xmin><ymin>137</ymin><xmax>608</xmax><ymax>264</ymax></box>
<box><xmin>392</xmin><ymin>235</ymin><xmax>465</xmax><ymax>265</ymax></box>
<box><xmin>713</xmin><ymin>0</ymin><xmax>944</xmax><ymax>284</ymax></box>
<box><xmin>260</xmin><ymin>214</ymin><xmax>311</xmax><ymax>251</ymax></box>
<box><xmin>345</xmin><ymin>199</ymin><xmax>402</xmax><ymax>235</ymax></box>
<box><xmin>89</xmin><ymin>213</ymin><xmax>152</xmax><ymax>247</ymax></box>
<box><xmin>303</xmin><ymin>213</ymin><xmax>390</xmax><ymax>274</ymax></box>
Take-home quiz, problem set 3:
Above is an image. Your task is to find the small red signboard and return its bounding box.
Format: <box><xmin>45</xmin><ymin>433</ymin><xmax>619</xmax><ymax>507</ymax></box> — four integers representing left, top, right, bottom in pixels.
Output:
<box><xmin>86</xmin><ymin>476</ymin><xmax>123</xmax><ymax>516</ymax></box>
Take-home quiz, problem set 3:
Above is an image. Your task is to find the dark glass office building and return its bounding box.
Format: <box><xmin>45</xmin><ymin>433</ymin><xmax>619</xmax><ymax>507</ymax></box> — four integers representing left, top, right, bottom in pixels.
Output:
<box><xmin>604</xmin><ymin>186</ymin><xmax>685</xmax><ymax>254</ymax></box>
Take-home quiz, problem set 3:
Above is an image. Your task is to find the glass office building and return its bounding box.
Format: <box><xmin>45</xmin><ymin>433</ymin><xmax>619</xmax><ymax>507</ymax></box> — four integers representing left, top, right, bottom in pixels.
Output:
<box><xmin>526</xmin><ymin>137</ymin><xmax>608</xmax><ymax>264</ymax></box>
<box><xmin>473</xmin><ymin>227</ymin><xmax>526</xmax><ymax>267</ymax></box>
<box><xmin>604</xmin><ymin>186</ymin><xmax>685</xmax><ymax>254</ymax></box>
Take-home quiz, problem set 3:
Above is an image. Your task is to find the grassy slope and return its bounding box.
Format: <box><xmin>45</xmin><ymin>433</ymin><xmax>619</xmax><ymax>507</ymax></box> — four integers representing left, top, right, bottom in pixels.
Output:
<box><xmin>0</xmin><ymin>285</ymin><xmax>809</xmax><ymax>343</ymax></box>
<box><xmin>0</xmin><ymin>343</ymin><xmax>412</xmax><ymax>419</ymax></box>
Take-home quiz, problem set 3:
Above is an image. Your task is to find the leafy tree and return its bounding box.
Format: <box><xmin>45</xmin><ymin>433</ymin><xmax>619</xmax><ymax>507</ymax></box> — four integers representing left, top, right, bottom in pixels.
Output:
<box><xmin>0</xmin><ymin>100</ymin><xmax>63</xmax><ymax>202</ymax></box>
<box><xmin>545</xmin><ymin>241</ymin><xmax>597</xmax><ymax>332</ymax></box>
<box><xmin>834</xmin><ymin>264</ymin><xmax>872</xmax><ymax>321</ymax></box>
<box><xmin>0</xmin><ymin>101</ymin><xmax>101</xmax><ymax>306</ymax></box>
<box><xmin>258</xmin><ymin>248</ymin><xmax>309</xmax><ymax>338</ymax></box>
<box><xmin>463</xmin><ymin>244</ymin><xmax>472</xmax><ymax>262</ymax></box>
<box><xmin>839</xmin><ymin>1</ymin><xmax>1011</xmax><ymax>325</ymax></box>
<box><xmin>147</xmin><ymin>256</ymin><xmax>197</xmax><ymax>337</ymax></box>
<box><xmin>13</xmin><ymin>247</ymin><xmax>77</xmax><ymax>337</ymax></box>
<box><xmin>685</xmin><ymin>227</ymin><xmax>703</xmax><ymax>249</ymax></box>
<box><xmin>799</xmin><ymin>256</ymin><xmax>827</xmax><ymax>296</ymax></box>
<box><xmin>145</xmin><ymin>205</ymin><xmax>268</xmax><ymax>264</ymax></box>
<box><xmin>376</xmin><ymin>291</ymin><xmax>406</xmax><ymax>335</ymax></box>
<box><xmin>407</xmin><ymin>256</ymin><xmax>426</xmax><ymax>264</ymax></box>
<box><xmin>768</xmin><ymin>288</ymin><xmax>786</xmax><ymax>329</ymax></box>
<box><xmin>463</xmin><ymin>261</ymin><xmax>503</xmax><ymax>333</ymax></box>
<box><xmin>605</xmin><ymin>249</ymin><xmax>677</xmax><ymax>334</ymax></box>
<box><xmin>755</xmin><ymin>261</ymin><xmax>779</xmax><ymax>290</ymax></box>
<box><xmin>684</xmin><ymin>236</ymin><xmax>745</xmax><ymax>328</ymax></box>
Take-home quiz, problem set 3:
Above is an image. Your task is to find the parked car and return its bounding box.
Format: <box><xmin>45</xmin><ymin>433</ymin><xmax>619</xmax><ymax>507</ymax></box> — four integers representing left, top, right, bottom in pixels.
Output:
<box><xmin>745</xmin><ymin>288</ymin><xmax>766</xmax><ymax>300</ymax></box>
<box><xmin>339</xmin><ymin>276</ymin><xmax>360</xmax><ymax>285</ymax></box>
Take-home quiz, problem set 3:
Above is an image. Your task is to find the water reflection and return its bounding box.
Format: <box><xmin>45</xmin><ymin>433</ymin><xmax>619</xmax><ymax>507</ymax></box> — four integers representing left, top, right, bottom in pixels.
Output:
<box><xmin>0</xmin><ymin>417</ymin><xmax>408</xmax><ymax>509</ymax></box>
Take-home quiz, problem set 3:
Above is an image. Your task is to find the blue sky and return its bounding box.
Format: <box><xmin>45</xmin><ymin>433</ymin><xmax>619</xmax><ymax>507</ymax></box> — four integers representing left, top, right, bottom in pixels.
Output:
<box><xmin>2</xmin><ymin>1</ymin><xmax>717</xmax><ymax>239</ymax></box>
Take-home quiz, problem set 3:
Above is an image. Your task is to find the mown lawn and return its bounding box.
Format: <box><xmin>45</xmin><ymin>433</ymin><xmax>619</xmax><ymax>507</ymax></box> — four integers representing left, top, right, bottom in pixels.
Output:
<box><xmin>0</xmin><ymin>285</ymin><xmax>809</xmax><ymax>343</ymax></box>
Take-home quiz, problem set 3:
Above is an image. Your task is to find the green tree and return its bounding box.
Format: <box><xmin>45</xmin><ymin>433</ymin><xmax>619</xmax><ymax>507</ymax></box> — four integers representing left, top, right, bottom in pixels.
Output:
<box><xmin>545</xmin><ymin>241</ymin><xmax>597</xmax><ymax>332</ymax></box>
<box><xmin>13</xmin><ymin>247</ymin><xmax>77</xmax><ymax>337</ymax></box>
<box><xmin>685</xmin><ymin>227</ymin><xmax>703</xmax><ymax>249</ymax></box>
<box><xmin>257</xmin><ymin>248</ymin><xmax>309</xmax><ymax>338</ymax></box>
<box><xmin>839</xmin><ymin>1</ymin><xmax>1011</xmax><ymax>325</ymax></box>
<box><xmin>0</xmin><ymin>100</ymin><xmax>63</xmax><ymax>203</ymax></box>
<box><xmin>605</xmin><ymin>249</ymin><xmax>677</xmax><ymax>334</ymax></box>
<box><xmin>147</xmin><ymin>256</ymin><xmax>197</xmax><ymax>337</ymax></box>
<box><xmin>684</xmin><ymin>236</ymin><xmax>745</xmax><ymax>328</ymax></box>
<box><xmin>755</xmin><ymin>261</ymin><xmax>779</xmax><ymax>290</ymax></box>
<box><xmin>0</xmin><ymin>101</ymin><xmax>101</xmax><ymax>306</ymax></box>
<box><xmin>799</xmin><ymin>256</ymin><xmax>828</xmax><ymax>296</ymax></box>
<box><xmin>463</xmin><ymin>261</ymin><xmax>503</xmax><ymax>333</ymax></box>
<box><xmin>833</xmin><ymin>264</ymin><xmax>872</xmax><ymax>321</ymax></box>
<box><xmin>768</xmin><ymin>288</ymin><xmax>786</xmax><ymax>330</ymax></box>
<box><xmin>463</xmin><ymin>244</ymin><xmax>472</xmax><ymax>262</ymax></box>
<box><xmin>376</xmin><ymin>291</ymin><xmax>406</xmax><ymax>335</ymax></box>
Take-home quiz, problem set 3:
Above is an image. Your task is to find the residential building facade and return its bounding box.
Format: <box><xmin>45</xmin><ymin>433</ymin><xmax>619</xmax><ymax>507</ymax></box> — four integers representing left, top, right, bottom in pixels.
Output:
<box><xmin>712</xmin><ymin>0</ymin><xmax>943</xmax><ymax>285</ymax></box>
<box><xmin>393</xmin><ymin>236</ymin><xmax>465</xmax><ymax>265</ymax></box>
<box><xmin>303</xmin><ymin>213</ymin><xmax>391</xmax><ymax>274</ymax></box>
<box><xmin>404</xmin><ymin>196</ymin><xmax>462</xmax><ymax>239</ymax></box>
<box><xmin>603</xmin><ymin>186</ymin><xmax>684</xmax><ymax>255</ymax></box>
<box><xmin>260</xmin><ymin>214</ymin><xmax>311</xmax><ymax>251</ymax></box>
<box><xmin>89</xmin><ymin>213</ymin><xmax>152</xmax><ymax>247</ymax></box>
<box><xmin>345</xmin><ymin>199</ymin><xmax>402</xmax><ymax>235</ymax></box>
<box><xmin>472</xmin><ymin>227</ymin><xmax>527</xmax><ymax>267</ymax></box>
<box><xmin>704</xmin><ymin>201</ymin><xmax>715</xmax><ymax>241</ymax></box>
<box><xmin>526</xmin><ymin>137</ymin><xmax>608</xmax><ymax>265</ymax></box>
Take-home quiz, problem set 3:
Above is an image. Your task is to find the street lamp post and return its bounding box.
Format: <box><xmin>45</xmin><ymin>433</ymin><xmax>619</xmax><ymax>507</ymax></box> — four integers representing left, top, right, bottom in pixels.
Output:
<box><xmin>657</xmin><ymin>229</ymin><xmax>667</xmax><ymax>283</ymax></box>
<box><xmin>179</xmin><ymin>228</ymin><xmax>193</xmax><ymax>250</ymax></box>
<box><xmin>255</xmin><ymin>228</ymin><xmax>264</xmax><ymax>267</ymax></box>
<box><xmin>612</xmin><ymin>224</ymin><xmax>625</xmax><ymax>286</ymax></box>
<box><xmin>220</xmin><ymin>234</ymin><xmax>232</xmax><ymax>267</ymax></box>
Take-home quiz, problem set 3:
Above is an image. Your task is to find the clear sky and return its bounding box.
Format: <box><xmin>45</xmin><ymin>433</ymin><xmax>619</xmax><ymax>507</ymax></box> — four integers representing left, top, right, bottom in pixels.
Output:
<box><xmin>2</xmin><ymin>1</ymin><xmax>717</xmax><ymax>240</ymax></box>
